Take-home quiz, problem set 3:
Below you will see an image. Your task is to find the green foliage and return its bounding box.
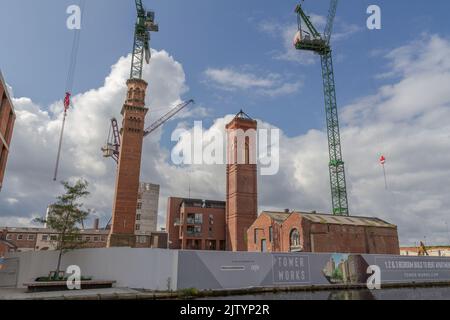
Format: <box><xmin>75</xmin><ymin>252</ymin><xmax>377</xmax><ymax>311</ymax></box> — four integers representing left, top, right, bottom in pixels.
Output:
<box><xmin>34</xmin><ymin>179</ymin><xmax>91</xmax><ymax>278</ymax></box>
<box><xmin>35</xmin><ymin>179</ymin><xmax>90</xmax><ymax>252</ymax></box>
<box><xmin>179</xmin><ymin>288</ymin><xmax>199</xmax><ymax>298</ymax></box>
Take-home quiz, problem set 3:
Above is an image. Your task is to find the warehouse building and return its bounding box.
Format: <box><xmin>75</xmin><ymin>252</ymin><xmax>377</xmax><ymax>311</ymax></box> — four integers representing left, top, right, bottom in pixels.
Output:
<box><xmin>247</xmin><ymin>210</ymin><xmax>400</xmax><ymax>255</ymax></box>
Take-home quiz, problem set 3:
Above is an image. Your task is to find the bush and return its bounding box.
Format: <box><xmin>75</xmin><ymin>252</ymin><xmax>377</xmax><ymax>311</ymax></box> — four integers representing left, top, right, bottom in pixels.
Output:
<box><xmin>179</xmin><ymin>287</ymin><xmax>200</xmax><ymax>298</ymax></box>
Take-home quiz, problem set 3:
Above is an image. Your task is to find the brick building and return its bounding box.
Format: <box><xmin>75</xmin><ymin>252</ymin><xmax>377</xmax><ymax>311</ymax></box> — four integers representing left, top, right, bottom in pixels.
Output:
<box><xmin>166</xmin><ymin>197</ymin><xmax>226</xmax><ymax>250</ymax></box>
<box><xmin>0</xmin><ymin>226</ymin><xmax>109</xmax><ymax>252</ymax></box>
<box><xmin>0</xmin><ymin>224</ymin><xmax>168</xmax><ymax>252</ymax></box>
<box><xmin>0</xmin><ymin>71</ymin><xmax>15</xmax><ymax>191</ymax></box>
<box><xmin>226</xmin><ymin>111</ymin><xmax>258</xmax><ymax>251</ymax></box>
<box><xmin>0</xmin><ymin>239</ymin><xmax>16</xmax><ymax>256</ymax></box>
<box><xmin>247</xmin><ymin>210</ymin><xmax>400</xmax><ymax>255</ymax></box>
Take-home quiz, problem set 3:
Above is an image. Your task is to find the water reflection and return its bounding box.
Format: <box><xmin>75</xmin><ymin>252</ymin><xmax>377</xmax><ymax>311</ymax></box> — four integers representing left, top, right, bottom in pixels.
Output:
<box><xmin>198</xmin><ymin>287</ymin><xmax>450</xmax><ymax>300</ymax></box>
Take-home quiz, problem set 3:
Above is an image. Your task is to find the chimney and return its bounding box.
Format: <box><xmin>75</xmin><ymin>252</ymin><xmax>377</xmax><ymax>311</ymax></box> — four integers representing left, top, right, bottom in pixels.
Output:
<box><xmin>93</xmin><ymin>218</ymin><xmax>100</xmax><ymax>230</ymax></box>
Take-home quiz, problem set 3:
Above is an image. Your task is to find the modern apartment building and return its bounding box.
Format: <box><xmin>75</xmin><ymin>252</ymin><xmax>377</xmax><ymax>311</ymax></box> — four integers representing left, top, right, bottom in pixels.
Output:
<box><xmin>166</xmin><ymin>197</ymin><xmax>226</xmax><ymax>251</ymax></box>
<box><xmin>0</xmin><ymin>70</ymin><xmax>15</xmax><ymax>191</ymax></box>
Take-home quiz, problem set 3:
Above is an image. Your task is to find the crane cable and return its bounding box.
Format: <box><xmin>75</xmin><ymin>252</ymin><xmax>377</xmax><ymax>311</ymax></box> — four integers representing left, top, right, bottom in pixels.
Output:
<box><xmin>53</xmin><ymin>0</ymin><xmax>86</xmax><ymax>181</ymax></box>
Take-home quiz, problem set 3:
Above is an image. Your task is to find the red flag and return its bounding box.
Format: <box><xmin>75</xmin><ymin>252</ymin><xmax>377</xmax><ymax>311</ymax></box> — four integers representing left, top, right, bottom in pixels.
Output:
<box><xmin>380</xmin><ymin>155</ymin><xmax>386</xmax><ymax>165</ymax></box>
<box><xmin>64</xmin><ymin>92</ymin><xmax>71</xmax><ymax>111</ymax></box>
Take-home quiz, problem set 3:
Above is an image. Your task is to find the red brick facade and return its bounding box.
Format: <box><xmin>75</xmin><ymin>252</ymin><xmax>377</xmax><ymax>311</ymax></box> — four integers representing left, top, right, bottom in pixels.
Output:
<box><xmin>108</xmin><ymin>79</ymin><xmax>148</xmax><ymax>247</ymax></box>
<box><xmin>0</xmin><ymin>71</ymin><xmax>15</xmax><ymax>191</ymax></box>
<box><xmin>166</xmin><ymin>197</ymin><xmax>226</xmax><ymax>251</ymax></box>
<box><xmin>248</xmin><ymin>211</ymin><xmax>400</xmax><ymax>255</ymax></box>
<box><xmin>226</xmin><ymin>112</ymin><xmax>258</xmax><ymax>251</ymax></box>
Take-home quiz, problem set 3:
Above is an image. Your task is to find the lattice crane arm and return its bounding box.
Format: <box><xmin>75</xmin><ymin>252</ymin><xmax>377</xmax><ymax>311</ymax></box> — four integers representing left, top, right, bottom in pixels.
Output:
<box><xmin>295</xmin><ymin>4</ymin><xmax>321</xmax><ymax>39</ymax></box>
<box><xmin>323</xmin><ymin>0</ymin><xmax>338</xmax><ymax>44</ymax></box>
<box><xmin>144</xmin><ymin>100</ymin><xmax>195</xmax><ymax>137</ymax></box>
<box><xmin>102</xmin><ymin>100</ymin><xmax>194</xmax><ymax>163</ymax></box>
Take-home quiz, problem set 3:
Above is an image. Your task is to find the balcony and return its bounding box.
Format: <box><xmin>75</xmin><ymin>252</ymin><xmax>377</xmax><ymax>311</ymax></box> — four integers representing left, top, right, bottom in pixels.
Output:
<box><xmin>186</xmin><ymin>218</ymin><xmax>202</xmax><ymax>225</ymax></box>
<box><xmin>186</xmin><ymin>231</ymin><xmax>202</xmax><ymax>238</ymax></box>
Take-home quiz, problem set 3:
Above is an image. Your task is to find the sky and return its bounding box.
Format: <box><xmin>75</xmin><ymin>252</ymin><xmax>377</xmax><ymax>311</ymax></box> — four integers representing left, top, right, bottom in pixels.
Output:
<box><xmin>1</xmin><ymin>0</ymin><xmax>450</xmax><ymax>246</ymax></box>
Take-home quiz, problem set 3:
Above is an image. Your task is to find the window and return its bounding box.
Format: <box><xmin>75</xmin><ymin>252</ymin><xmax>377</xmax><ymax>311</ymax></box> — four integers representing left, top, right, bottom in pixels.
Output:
<box><xmin>136</xmin><ymin>214</ymin><xmax>141</xmax><ymax>221</ymax></box>
<box><xmin>101</xmin><ymin>236</ymin><xmax>106</xmax><ymax>242</ymax></box>
<box><xmin>17</xmin><ymin>234</ymin><xmax>23</xmax><ymax>240</ymax></box>
<box><xmin>85</xmin><ymin>236</ymin><xmax>91</xmax><ymax>241</ymax></box>
<box><xmin>28</xmin><ymin>234</ymin><xmax>35</xmax><ymax>241</ymax></box>
<box><xmin>195</xmin><ymin>213</ymin><xmax>203</xmax><ymax>224</ymax></box>
<box><xmin>209</xmin><ymin>214</ymin><xmax>214</xmax><ymax>225</ymax></box>
<box><xmin>269</xmin><ymin>226</ymin><xmax>273</xmax><ymax>243</ymax></box>
<box><xmin>138</xmin><ymin>236</ymin><xmax>147</xmax><ymax>244</ymax></box>
<box><xmin>137</xmin><ymin>202</ymin><xmax>142</xmax><ymax>210</ymax></box>
<box><xmin>50</xmin><ymin>235</ymin><xmax>58</xmax><ymax>241</ymax></box>
<box><xmin>135</xmin><ymin>224</ymin><xmax>140</xmax><ymax>231</ymax></box>
<box><xmin>289</xmin><ymin>229</ymin><xmax>301</xmax><ymax>252</ymax></box>
<box><xmin>6</xmin><ymin>234</ymin><xmax>12</xmax><ymax>240</ymax></box>
<box><xmin>94</xmin><ymin>236</ymin><xmax>99</xmax><ymax>242</ymax></box>
<box><xmin>42</xmin><ymin>235</ymin><xmax>49</xmax><ymax>241</ymax></box>
<box><xmin>261</xmin><ymin>239</ymin><xmax>267</xmax><ymax>252</ymax></box>
<box><xmin>254</xmin><ymin>229</ymin><xmax>257</xmax><ymax>244</ymax></box>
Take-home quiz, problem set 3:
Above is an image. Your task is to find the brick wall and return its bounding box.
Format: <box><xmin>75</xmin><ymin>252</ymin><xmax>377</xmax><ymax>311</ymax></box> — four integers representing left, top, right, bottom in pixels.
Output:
<box><xmin>0</xmin><ymin>72</ymin><xmax>15</xmax><ymax>190</ymax></box>
<box><xmin>248</xmin><ymin>212</ymin><xmax>400</xmax><ymax>255</ymax></box>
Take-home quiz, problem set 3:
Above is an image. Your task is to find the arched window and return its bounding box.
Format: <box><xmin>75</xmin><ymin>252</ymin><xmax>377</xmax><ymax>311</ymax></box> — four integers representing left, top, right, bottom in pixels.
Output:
<box><xmin>289</xmin><ymin>228</ymin><xmax>301</xmax><ymax>252</ymax></box>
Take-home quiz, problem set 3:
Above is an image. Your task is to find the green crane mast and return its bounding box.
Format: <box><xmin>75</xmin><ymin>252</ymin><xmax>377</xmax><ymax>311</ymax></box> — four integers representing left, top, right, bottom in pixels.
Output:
<box><xmin>294</xmin><ymin>0</ymin><xmax>349</xmax><ymax>216</ymax></box>
<box><xmin>130</xmin><ymin>0</ymin><xmax>159</xmax><ymax>80</ymax></box>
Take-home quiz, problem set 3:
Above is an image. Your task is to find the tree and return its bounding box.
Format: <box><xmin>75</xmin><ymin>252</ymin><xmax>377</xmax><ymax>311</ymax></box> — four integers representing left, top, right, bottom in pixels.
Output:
<box><xmin>35</xmin><ymin>179</ymin><xmax>90</xmax><ymax>279</ymax></box>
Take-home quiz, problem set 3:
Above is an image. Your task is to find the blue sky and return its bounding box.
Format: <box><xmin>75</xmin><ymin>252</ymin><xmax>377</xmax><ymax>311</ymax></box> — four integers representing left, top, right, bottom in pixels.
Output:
<box><xmin>2</xmin><ymin>0</ymin><xmax>449</xmax><ymax>137</ymax></box>
<box><xmin>2</xmin><ymin>1</ymin><xmax>450</xmax><ymax>245</ymax></box>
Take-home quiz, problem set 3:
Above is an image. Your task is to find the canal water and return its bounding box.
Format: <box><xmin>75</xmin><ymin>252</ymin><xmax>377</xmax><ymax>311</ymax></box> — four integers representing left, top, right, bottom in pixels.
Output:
<box><xmin>198</xmin><ymin>287</ymin><xmax>450</xmax><ymax>300</ymax></box>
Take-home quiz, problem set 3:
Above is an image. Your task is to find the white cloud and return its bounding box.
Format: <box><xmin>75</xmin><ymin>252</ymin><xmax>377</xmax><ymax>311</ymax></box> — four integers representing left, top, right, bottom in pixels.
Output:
<box><xmin>0</xmin><ymin>50</ymin><xmax>190</xmax><ymax>229</ymax></box>
<box><xmin>2</xmin><ymin>35</ymin><xmax>450</xmax><ymax>247</ymax></box>
<box><xmin>203</xmin><ymin>67</ymin><xmax>302</xmax><ymax>97</ymax></box>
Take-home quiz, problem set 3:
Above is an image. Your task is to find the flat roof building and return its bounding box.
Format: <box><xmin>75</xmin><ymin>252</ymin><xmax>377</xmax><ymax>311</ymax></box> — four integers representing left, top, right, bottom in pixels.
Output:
<box><xmin>166</xmin><ymin>197</ymin><xmax>226</xmax><ymax>251</ymax></box>
<box><xmin>0</xmin><ymin>71</ymin><xmax>15</xmax><ymax>191</ymax></box>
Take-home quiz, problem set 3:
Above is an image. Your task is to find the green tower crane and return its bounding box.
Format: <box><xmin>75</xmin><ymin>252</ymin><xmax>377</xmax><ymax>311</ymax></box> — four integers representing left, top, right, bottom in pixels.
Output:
<box><xmin>294</xmin><ymin>0</ymin><xmax>349</xmax><ymax>216</ymax></box>
<box><xmin>130</xmin><ymin>0</ymin><xmax>159</xmax><ymax>80</ymax></box>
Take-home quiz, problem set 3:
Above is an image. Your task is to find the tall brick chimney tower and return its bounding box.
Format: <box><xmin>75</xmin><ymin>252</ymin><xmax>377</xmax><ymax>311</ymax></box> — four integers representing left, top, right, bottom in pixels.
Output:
<box><xmin>107</xmin><ymin>79</ymin><xmax>148</xmax><ymax>247</ymax></box>
<box><xmin>226</xmin><ymin>110</ymin><xmax>258</xmax><ymax>251</ymax></box>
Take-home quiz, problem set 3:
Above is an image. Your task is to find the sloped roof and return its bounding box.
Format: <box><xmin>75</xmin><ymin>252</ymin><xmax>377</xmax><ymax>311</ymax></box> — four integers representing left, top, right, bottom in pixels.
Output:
<box><xmin>263</xmin><ymin>211</ymin><xmax>291</xmax><ymax>223</ymax></box>
<box><xmin>261</xmin><ymin>211</ymin><xmax>396</xmax><ymax>228</ymax></box>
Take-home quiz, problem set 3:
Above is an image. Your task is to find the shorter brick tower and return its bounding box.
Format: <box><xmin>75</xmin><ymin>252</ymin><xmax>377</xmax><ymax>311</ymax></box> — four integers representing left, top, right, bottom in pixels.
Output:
<box><xmin>108</xmin><ymin>79</ymin><xmax>148</xmax><ymax>247</ymax></box>
<box><xmin>226</xmin><ymin>110</ymin><xmax>258</xmax><ymax>251</ymax></box>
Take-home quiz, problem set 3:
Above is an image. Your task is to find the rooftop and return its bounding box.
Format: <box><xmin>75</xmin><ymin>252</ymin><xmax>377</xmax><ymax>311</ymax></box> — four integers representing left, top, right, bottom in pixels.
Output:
<box><xmin>1</xmin><ymin>227</ymin><xmax>110</xmax><ymax>235</ymax></box>
<box><xmin>261</xmin><ymin>211</ymin><xmax>396</xmax><ymax>228</ymax></box>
